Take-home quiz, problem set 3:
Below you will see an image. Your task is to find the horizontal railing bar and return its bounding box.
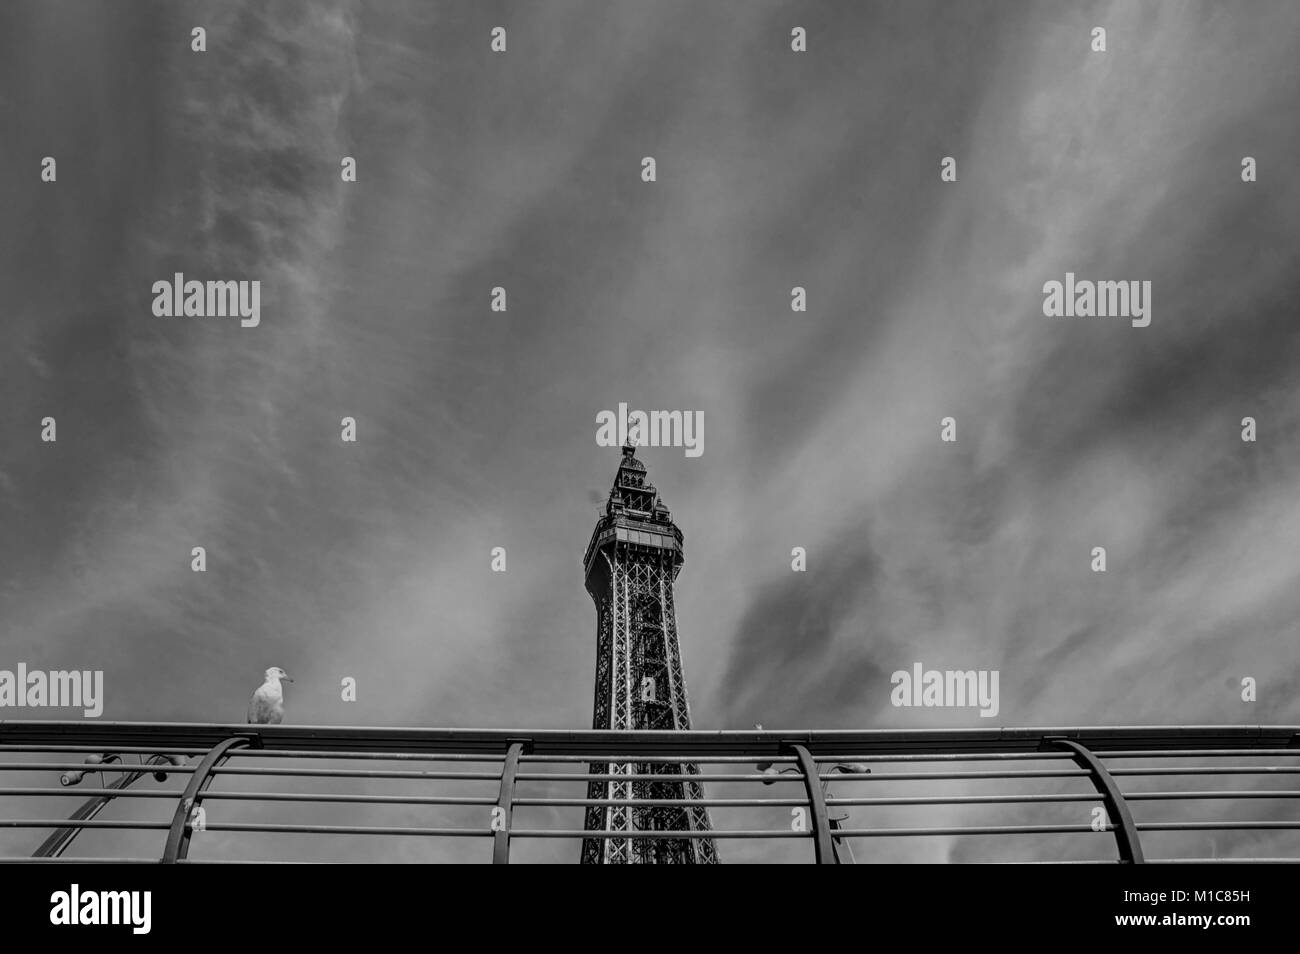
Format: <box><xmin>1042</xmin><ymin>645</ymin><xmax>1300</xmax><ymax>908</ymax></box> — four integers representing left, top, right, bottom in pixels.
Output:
<box><xmin>527</xmin><ymin>753</ymin><xmax>1080</xmax><ymax>764</ymax></box>
<box><xmin>516</xmin><ymin>772</ymin><xmax>793</xmax><ymax>782</ymax></box>
<box><xmin>520</xmin><ymin>755</ymin><xmax>797</xmax><ymax>764</ymax></box>
<box><xmin>178</xmin><ymin>829</ymin><xmax>806</xmax><ymax>841</ymax></box>
<box><xmin>0</xmin><ymin>788</ymin><xmax>183</xmax><ymax>799</ymax></box>
<box><xmin>178</xmin><ymin>860</ymin><xmax>320</xmax><ymax>865</ymax></box>
<box><xmin>529</xmin><ymin>791</ymin><xmax>1294</xmax><ymax>807</ymax></box>
<box><xmin>1013</xmin><ymin>860</ymin><xmax>1119</xmax><ymax>864</ymax></box>
<box><xmin>1109</xmin><ymin>767</ymin><xmax>1300</xmax><ymax>776</ymax></box>
<box><xmin>200</xmin><ymin>792</ymin><xmax>497</xmax><ymax>806</ymax></box>
<box><xmin>826</xmin><ymin>790</ymin><xmax>1300</xmax><ymax>806</ymax></box>
<box><xmin>226</xmin><ymin>750</ymin><xmax>507</xmax><ymax>763</ymax></box>
<box><xmin>0</xmin><ymin>825</ymin><xmax>790</xmax><ymax>840</ymax></box>
<box><xmin>515</xmin><ymin>797</ymin><xmax>810</xmax><ymax>807</ymax></box>
<box><xmin>511</xmin><ymin>830</ymin><xmax>805</xmax><ymax>839</ymax></box>
<box><xmin>517</xmin><ymin>753</ymin><xmax>1300</xmax><ymax>769</ymax></box>
<box><xmin>0</xmin><ymin>767</ymin><xmax>1113</xmax><ymax>783</ymax></box>
<box><xmin>0</xmin><ymin>857</ymin><xmax>162</xmax><ymax>864</ymax></box>
<box><xmin>0</xmin><ymin>820</ymin><xmax>171</xmax><ymax>829</ymax></box>
<box><xmin>832</xmin><ymin>824</ymin><xmax>1107</xmax><ymax>837</ymax></box>
<box><xmin>1136</xmin><ymin>821</ymin><xmax>1300</xmax><ymax>831</ymax></box>
<box><xmin>823</xmin><ymin>793</ymin><xmax>1110</xmax><ymax>807</ymax></box>
<box><xmin>153</xmin><ymin>765</ymin><xmax>1300</xmax><ymax>783</ymax></box>
<box><xmin>1126</xmin><ymin>790</ymin><xmax>1300</xmax><ymax>800</ymax></box>
<box><xmin>210</xmin><ymin>767</ymin><xmax>502</xmax><ymax>781</ymax></box>
<box><xmin>0</xmin><ymin>746</ymin><xmax>207</xmax><ymax>756</ymax></box>
<box><xmin>197</xmin><ymin>823</ymin><xmax>492</xmax><ymax>836</ymax></box>
<box><xmin>521</xmin><ymin>791</ymin><xmax>1300</xmax><ymax>808</ymax></box>
<box><xmin>163</xmin><ymin>858</ymin><xmax>1194</xmax><ymax>865</ymax></box>
<box><xmin>1102</xmin><ymin>749</ymin><xmax>1300</xmax><ymax>759</ymax></box>
<box><xmin>813</xmin><ymin>767</ymin><xmax>1300</xmax><ymax>782</ymax></box>
<box><xmin>7</xmin><ymin>817</ymin><xmax>1294</xmax><ymax>837</ymax></box>
<box><xmin>0</xmin><ymin>787</ymin><xmax>490</xmax><ymax>806</ymax></box>
<box><xmin>822</xmin><ymin>822</ymin><xmax>1300</xmax><ymax>837</ymax></box>
<box><xmin>0</xmin><ymin>762</ymin><xmax>197</xmax><ymax>774</ymax></box>
<box><xmin>0</xmin><ymin>813</ymin><xmax>1289</xmax><ymax>848</ymax></box>
<box><xmin>814</xmin><ymin>769</ymin><xmax>1091</xmax><ymax>781</ymax></box>
<box><xmin>1150</xmin><ymin>858</ymin><xmax>1300</xmax><ymax>863</ymax></box>
<box><xmin>811</xmin><ymin>753</ymin><xmax>1076</xmax><ymax>763</ymax></box>
<box><xmin>1029</xmin><ymin>859</ymin><xmax>1300</xmax><ymax>865</ymax></box>
<box><xmin>517</xmin><ymin>769</ymin><xmax>1092</xmax><ymax>783</ymax></box>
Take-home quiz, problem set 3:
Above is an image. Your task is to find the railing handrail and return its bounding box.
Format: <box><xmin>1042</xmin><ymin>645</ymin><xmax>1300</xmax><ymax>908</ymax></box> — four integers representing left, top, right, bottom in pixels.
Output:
<box><xmin>2</xmin><ymin>722</ymin><xmax>1296</xmax><ymax>756</ymax></box>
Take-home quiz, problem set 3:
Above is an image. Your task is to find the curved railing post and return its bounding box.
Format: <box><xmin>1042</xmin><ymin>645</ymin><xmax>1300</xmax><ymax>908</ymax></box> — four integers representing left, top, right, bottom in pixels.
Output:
<box><xmin>161</xmin><ymin>735</ymin><xmax>254</xmax><ymax>863</ymax></box>
<box><xmin>1046</xmin><ymin>737</ymin><xmax>1144</xmax><ymax>864</ymax></box>
<box><xmin>789</xmin><ymin>744</ymin><xmax>835</xmax><ymax>864</ymax></box>
<box><xmin>492</xmin><ymin>741</ymin><xmax>526</xmax><ymax>864</ymax></box>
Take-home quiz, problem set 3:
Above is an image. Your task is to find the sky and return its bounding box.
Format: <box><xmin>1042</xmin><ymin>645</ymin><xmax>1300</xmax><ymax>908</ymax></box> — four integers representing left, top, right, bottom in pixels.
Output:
<box><xmin>1</xmin><ymin>0</ymin><xmax>1299</xmax><ymax>862</ymax></box>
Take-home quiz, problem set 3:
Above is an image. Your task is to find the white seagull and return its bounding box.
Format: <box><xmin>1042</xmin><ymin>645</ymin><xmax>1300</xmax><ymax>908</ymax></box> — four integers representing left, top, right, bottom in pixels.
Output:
<box><xmin>247</xmin><ymin>667</ymin><xmax>293</xmax><ymax>725</ymax></box>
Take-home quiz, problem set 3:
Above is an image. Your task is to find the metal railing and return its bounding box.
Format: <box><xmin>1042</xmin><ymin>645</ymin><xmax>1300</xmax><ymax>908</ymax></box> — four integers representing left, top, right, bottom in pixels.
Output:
<box><xmin>0</xmin><ymin>722</ymin><xmax>1297</xmax><ymax>863</ymax></box>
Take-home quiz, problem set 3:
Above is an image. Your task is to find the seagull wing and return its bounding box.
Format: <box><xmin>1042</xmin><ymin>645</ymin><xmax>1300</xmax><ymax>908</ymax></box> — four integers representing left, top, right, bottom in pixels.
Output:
<box><xmin>247</xmin><ymin>683</ymin><xmax>282</xmax><ymax>725</ymax></box>
<box><xmin>246</xmin><ymin>689</ymin><xmax>265</xmax><ymax>723</ymax></box>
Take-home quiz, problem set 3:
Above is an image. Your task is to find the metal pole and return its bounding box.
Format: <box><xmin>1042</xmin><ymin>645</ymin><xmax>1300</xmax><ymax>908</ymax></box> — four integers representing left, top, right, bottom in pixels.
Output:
<box><xmin>162</xmin><ymin>736</ymin><xmax>253</xmax><ymax>863</ymax></box>
<box><xmin>1047</xmin><ymin>737</ymin><xmax>1144</xmax><ymax>863</ymax></box>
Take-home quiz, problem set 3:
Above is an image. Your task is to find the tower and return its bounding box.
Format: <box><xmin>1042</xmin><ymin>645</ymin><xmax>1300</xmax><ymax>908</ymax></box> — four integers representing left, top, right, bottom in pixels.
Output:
<box><xmin>580</xmin><ymin>444</ymin><xmax>718</xmax><ymax>863</ymax></box>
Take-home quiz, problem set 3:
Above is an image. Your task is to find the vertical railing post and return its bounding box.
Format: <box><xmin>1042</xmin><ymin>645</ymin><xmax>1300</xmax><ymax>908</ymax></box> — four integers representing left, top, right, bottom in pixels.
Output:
<box><xmin>161</xmin><ymin>735</ymin><xmax>254</xmax><ymax>863</ymax></box>
<box><xmin>1046</xmin><ymin>737</ymin><xmax>1144</xmax><ymax>864</ymax></box>
<box><xmin>492</xmin><ymin>741</ymin><xmax>526</xmax><ymax>864</ymax></box>
<box><xmin>789</xmin><ymin>744</ymin><xmax>835</xmax><ymax>864</ymax></box>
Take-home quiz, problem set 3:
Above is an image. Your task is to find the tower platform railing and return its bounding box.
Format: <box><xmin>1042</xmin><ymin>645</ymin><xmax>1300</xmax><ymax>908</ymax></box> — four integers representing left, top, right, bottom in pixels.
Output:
<box><xmin>0</xmin><ymin>722</ymin><xmax>1297</xmax><ymax>863</ymax></box>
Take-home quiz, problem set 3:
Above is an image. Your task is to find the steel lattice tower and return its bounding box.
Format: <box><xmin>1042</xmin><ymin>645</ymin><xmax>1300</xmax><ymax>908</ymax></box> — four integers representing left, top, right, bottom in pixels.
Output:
<box><xmin>580</xmin><ymin>444</ymin><xmax>718</xmax><ymax>863</ymax></box>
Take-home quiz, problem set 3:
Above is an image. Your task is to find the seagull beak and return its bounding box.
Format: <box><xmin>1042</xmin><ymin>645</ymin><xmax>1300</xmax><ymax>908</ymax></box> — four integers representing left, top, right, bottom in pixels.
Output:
<box><xmin>283</xmin><ymin>675</ymin><xmax>294</xmax><ymax>683</ymax></box>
